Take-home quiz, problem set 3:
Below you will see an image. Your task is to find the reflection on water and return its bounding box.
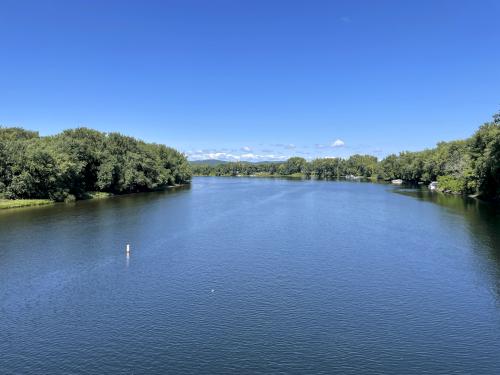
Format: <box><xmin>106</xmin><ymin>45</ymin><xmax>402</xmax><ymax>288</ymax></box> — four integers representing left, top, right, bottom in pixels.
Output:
<box><xmin>397</xmin><ymin>187</ymin><xmax>500</xmax><ymax>253</ymax></box>
<box><xmin>396</xmin><ymin>187</ymin><xmax>500</xmax><ymax>300</ymax></box>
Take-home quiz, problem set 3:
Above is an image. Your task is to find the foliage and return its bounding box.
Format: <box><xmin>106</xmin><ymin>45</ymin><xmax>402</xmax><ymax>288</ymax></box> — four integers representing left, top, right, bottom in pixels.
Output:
<box><xmin>436</xmin><ymin>175</ymin><xmax>467</xmax><ymax>194</ymax></box>
<box><xmin>0</xmin><ymin>127</ymin><xmax>191</xmax><ymax>201</ymax></box>
<box><xmin>468</xmin><ymin>120</ymin><xmax>500</xmax><ymax>198</ymax></box>
<box><xmin>278</xmin><ymin>157</ymin><xmax>307</xmax><ymax>175</ymax></box>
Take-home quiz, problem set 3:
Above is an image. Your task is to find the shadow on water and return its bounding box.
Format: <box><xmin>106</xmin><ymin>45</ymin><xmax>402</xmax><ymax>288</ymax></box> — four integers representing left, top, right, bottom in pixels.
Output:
<box><xmin>395</xmin><ymin>186</ymin><xmax>500</xmax><ymax>299</ymax></box>
<box><xmin>0</xmin><ymin>184</ymin><xmax>192</xmax><ymax>230</ymax></box>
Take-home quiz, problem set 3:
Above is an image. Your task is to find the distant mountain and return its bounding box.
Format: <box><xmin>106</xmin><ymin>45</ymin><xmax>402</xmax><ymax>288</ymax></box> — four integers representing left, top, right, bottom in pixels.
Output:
<box><xmin>254</xmin><ymin>160</ymin><xmax>283</xmax><ymax>164</ymax></box>
<box><xmin>189</xmin><ymin>159</ymin><xmax>284</xmax><ymax>165</ymax></box>
<box><xmin>189</xmin><ymin>159</ymin><xmax>228</xmax><ymax>166</ymax></box>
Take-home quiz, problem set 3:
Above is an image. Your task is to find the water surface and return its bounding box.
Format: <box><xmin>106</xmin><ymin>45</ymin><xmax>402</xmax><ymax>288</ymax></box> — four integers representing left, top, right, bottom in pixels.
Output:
<box><xmin>1</xmin><ymin>177</ymin><xmax>500</xmax><ymax>374</ymax></box>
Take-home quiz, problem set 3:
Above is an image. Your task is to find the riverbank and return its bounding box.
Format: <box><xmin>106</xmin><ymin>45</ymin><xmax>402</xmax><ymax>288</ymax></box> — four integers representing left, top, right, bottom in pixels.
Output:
<box><xmin>193</xmin><ymin>172</ymin><xmax>305</xmax><ymax>178</ymax></box>
<box><xmin>195</xmin><ymin>173</ymin><xmax>374</xmax><ymax>181</ymax></box>
<box><xmin>0</xmin><ymin>184</ymin><xmax>190</xmax><ymax>210</ymax></box>
<box><xmin>0</xmin><ymin>192</ymin><xmax>114</xmax><ymax>210</ymax></box>
<box><xmin>0</xmin><ymin>199</ymin><xmax>54</xmax><ymax>210</ymax></box>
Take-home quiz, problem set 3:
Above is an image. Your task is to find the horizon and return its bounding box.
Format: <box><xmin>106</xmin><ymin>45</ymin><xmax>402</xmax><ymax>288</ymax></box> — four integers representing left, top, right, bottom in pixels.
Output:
<box><xmin>1</xmin><ymin>0</ymin><xmax>499</xmax><ymax>161</ymax></box>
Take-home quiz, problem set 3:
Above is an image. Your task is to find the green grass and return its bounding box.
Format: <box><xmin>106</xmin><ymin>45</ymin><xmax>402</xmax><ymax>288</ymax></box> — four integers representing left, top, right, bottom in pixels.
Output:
<box><xmin>286</xmin><ymin>172</ymin><xmax>304</xmax><ymax>178</ymax></box>
<box><xmin>0</xmin><ymin>199</ymin><xmax>54</xmax><ymax>210</ymax></box>
<box><xmin>0</xmin><ymin>191</ymin><xmax>115</xmax><ymax>210</ymax></box>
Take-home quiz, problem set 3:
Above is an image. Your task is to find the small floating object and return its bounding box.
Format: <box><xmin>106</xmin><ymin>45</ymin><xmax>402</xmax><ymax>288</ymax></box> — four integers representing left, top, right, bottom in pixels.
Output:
<box><xmin>126</xmin><ymin>244</ymin><xmax>131</xmax><ymax>254</ymax></box>
<box><xmin>211</xmin><ymin>289</ymin><xmax>215</xmax><ymax>293</ymax></box>
<box><xmin>391</xmin><ymin>179</ymin><xmax>403</xmax><ymax>185</ymax></box>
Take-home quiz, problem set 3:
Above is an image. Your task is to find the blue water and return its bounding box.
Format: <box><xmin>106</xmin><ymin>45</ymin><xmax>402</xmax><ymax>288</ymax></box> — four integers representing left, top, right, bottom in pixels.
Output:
<box><xmin>1</xmin><ymin>177</ymin><xmax>500</xmax><ymax>374</ymax></box>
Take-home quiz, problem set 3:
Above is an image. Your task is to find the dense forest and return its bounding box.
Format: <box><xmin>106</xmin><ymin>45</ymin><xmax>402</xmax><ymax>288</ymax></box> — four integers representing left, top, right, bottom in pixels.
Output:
<box><xmin>192</xmin><ymin>112</ymin><xmax>500</xmax><ymax>199</ymax></box>
<box><xmin>0</xmin><ymin>128</ymin><xmax>191</xmax><ymax>202</ymax></box>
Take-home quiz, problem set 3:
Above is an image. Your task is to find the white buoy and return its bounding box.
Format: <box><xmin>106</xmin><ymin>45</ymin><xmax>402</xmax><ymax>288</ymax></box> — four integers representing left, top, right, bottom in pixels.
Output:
<box><xmin>126</xmin><ymin>244</ymin><xmax>130</xmax><ymax>254</ymax></box>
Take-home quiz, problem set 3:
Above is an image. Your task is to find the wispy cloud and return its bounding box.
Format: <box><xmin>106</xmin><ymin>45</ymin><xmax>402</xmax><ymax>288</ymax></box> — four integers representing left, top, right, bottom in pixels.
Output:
<box><xmin>340</xmin><ymin>16</ymin><xmax>351</xmax><ymax>23</ymax></box>
<box><xmin>272</xmin><ymin>143</ymin><xmax>297</xmax><ymax>150</ymax></box>
<box><xmin>241</xmin><ymin>146</ymin><xmax>252</xmax><ymax>152</ymax></box>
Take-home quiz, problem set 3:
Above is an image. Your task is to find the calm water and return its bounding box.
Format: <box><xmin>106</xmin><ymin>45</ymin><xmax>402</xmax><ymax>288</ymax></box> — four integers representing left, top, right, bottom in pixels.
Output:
<box><xmin>1</xmin><ymin>177</ymin><xmax>500</xmax><ymax>374</ymax></box>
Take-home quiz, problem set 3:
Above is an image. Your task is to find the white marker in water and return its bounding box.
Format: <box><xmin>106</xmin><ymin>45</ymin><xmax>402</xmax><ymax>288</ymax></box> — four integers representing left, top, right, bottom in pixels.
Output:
<box><xmin>211</xmin><ymin>289</ymin><xmax>215</xmax><ymax>293</ymax></box>
<box><xmin>126</xmin><ymin>244</ymin><xmax>131</xmax><ymax>254</ymax></box>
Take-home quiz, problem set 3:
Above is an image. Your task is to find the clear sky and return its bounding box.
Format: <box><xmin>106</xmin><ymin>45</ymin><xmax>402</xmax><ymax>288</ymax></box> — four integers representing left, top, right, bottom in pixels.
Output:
<box><xmin>1</xmin><ymin>0</ymin><xmax>499</xmax><ymax>161</ymax></box>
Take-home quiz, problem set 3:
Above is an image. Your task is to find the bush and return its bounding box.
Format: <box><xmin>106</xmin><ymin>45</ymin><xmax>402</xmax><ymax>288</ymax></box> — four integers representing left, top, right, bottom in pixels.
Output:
<box><xmin>64</xmin><ymin>194</ymin><xmax>76</xmax><ymax>203</ymax></box>
<box><xmin>437</xmin><ymin>175</ymin><xmax>466</xmax><ymax>194</ymax></box>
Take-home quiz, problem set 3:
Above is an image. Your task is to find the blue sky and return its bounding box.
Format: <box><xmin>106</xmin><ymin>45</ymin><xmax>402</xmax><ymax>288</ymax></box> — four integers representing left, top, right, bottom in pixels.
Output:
<box><xmin>1</xmin><ymin>0</ymin><xmax>499</xmax><ymax>161</ymax></box>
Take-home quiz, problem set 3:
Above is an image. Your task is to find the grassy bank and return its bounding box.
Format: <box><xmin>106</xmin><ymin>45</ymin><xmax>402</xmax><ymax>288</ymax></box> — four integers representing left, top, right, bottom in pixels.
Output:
<box><xmin>0</xmin><ymin>191</ymin><xmax>113</xmax><ymax>210</ymax></box>
<box><xmin>0</xmin><ymin>185</ymin><xmax>188</xmax><ymax>211</ymax></box>
<box><xmin>0</xmin><ymin>199</ymin><xmax>54</xmax><ymax>210</ymax></box>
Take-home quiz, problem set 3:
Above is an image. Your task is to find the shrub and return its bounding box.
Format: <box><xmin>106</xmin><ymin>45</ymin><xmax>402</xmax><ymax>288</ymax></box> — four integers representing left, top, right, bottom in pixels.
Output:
<box><xmin>437</xmin><ymin>175</ymin><xmax>466</xmax><ymax>194</ymax></box>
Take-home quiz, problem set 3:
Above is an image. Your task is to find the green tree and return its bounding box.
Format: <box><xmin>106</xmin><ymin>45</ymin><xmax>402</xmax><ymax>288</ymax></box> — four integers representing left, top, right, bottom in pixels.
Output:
<box><xmin>469</xmin><ymin>113</ymin><xmax>500</xmax><ymax>197</ymax></box>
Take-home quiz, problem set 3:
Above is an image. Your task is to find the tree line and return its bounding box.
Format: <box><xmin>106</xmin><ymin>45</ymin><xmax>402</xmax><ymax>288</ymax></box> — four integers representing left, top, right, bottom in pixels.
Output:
<box><xmin>192</xmin><ymin>112</ymin><xmax>500</xmax><ymax>199</ymax></box>
<box><xmin>191</xmin><ymin>155</ymin><xmax>378</xmax><ymax>179</ymax></box>
<box><xmin>0</xmin><ymin>127</ymin><xmax>191</xmax><ymax>201</ymax></box>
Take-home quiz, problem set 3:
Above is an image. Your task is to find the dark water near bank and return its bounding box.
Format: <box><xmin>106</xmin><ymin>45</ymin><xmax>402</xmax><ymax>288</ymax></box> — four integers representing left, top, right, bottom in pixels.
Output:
<box><xmin>1</xmin><ymin>177</ymin><xmax>500</xmax><ymax>374</ymax></box>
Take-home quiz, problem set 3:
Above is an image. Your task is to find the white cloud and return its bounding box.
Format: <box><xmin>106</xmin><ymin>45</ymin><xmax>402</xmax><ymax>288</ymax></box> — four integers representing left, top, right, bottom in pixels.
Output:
<box><xmin>187</xmin><ymin>150</ymin><xmax>288</xmax><ymax>162</ymax></box>
<box><xmin>187</xmin><ymin>150</ymin><xmax>240</xmax><ymax>161</ymax></box>
<box><xmin>240</xmin><ymin>153</ymin><xmax>256</xmax><ymax>159</ymax></box>
<box><xmin>241</xmin><ymin>146</ymin><xmax>252</xmax><ymax>152</ymax></box>
<box><xmin>242</xmin><ymin>154</ymin><xmax>288</xmax><ymax>161</ymax></box>
<box><xmin>331</xmin><ymin>139</ymin><xmax>345</xmax><ymax>148</ymax></box>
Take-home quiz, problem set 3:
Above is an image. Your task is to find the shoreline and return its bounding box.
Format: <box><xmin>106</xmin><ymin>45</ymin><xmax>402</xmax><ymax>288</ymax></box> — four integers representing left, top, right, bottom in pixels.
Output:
<box><xmin>0</xmin><ymin>183</ymin><xmax>191</xmax><ymax>211</ymax></box>
<box><xmin>0</xmin><ymin>199</ymin><xmax>54</xmax><ymax>210</ymax></box>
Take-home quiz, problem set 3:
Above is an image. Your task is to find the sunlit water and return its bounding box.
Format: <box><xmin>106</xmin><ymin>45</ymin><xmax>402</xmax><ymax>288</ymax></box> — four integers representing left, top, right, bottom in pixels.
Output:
<box><xmin>1</xmin><ymin>177</ymin><xmax>500</xmax><ymax>374</ymax></box>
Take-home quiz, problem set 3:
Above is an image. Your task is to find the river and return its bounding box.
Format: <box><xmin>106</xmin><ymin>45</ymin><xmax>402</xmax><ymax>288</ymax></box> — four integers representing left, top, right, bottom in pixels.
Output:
<box><xmin>1</xmin><ymin>177</ymin><xmax>499</xmax><ymax>374</ymax></box>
